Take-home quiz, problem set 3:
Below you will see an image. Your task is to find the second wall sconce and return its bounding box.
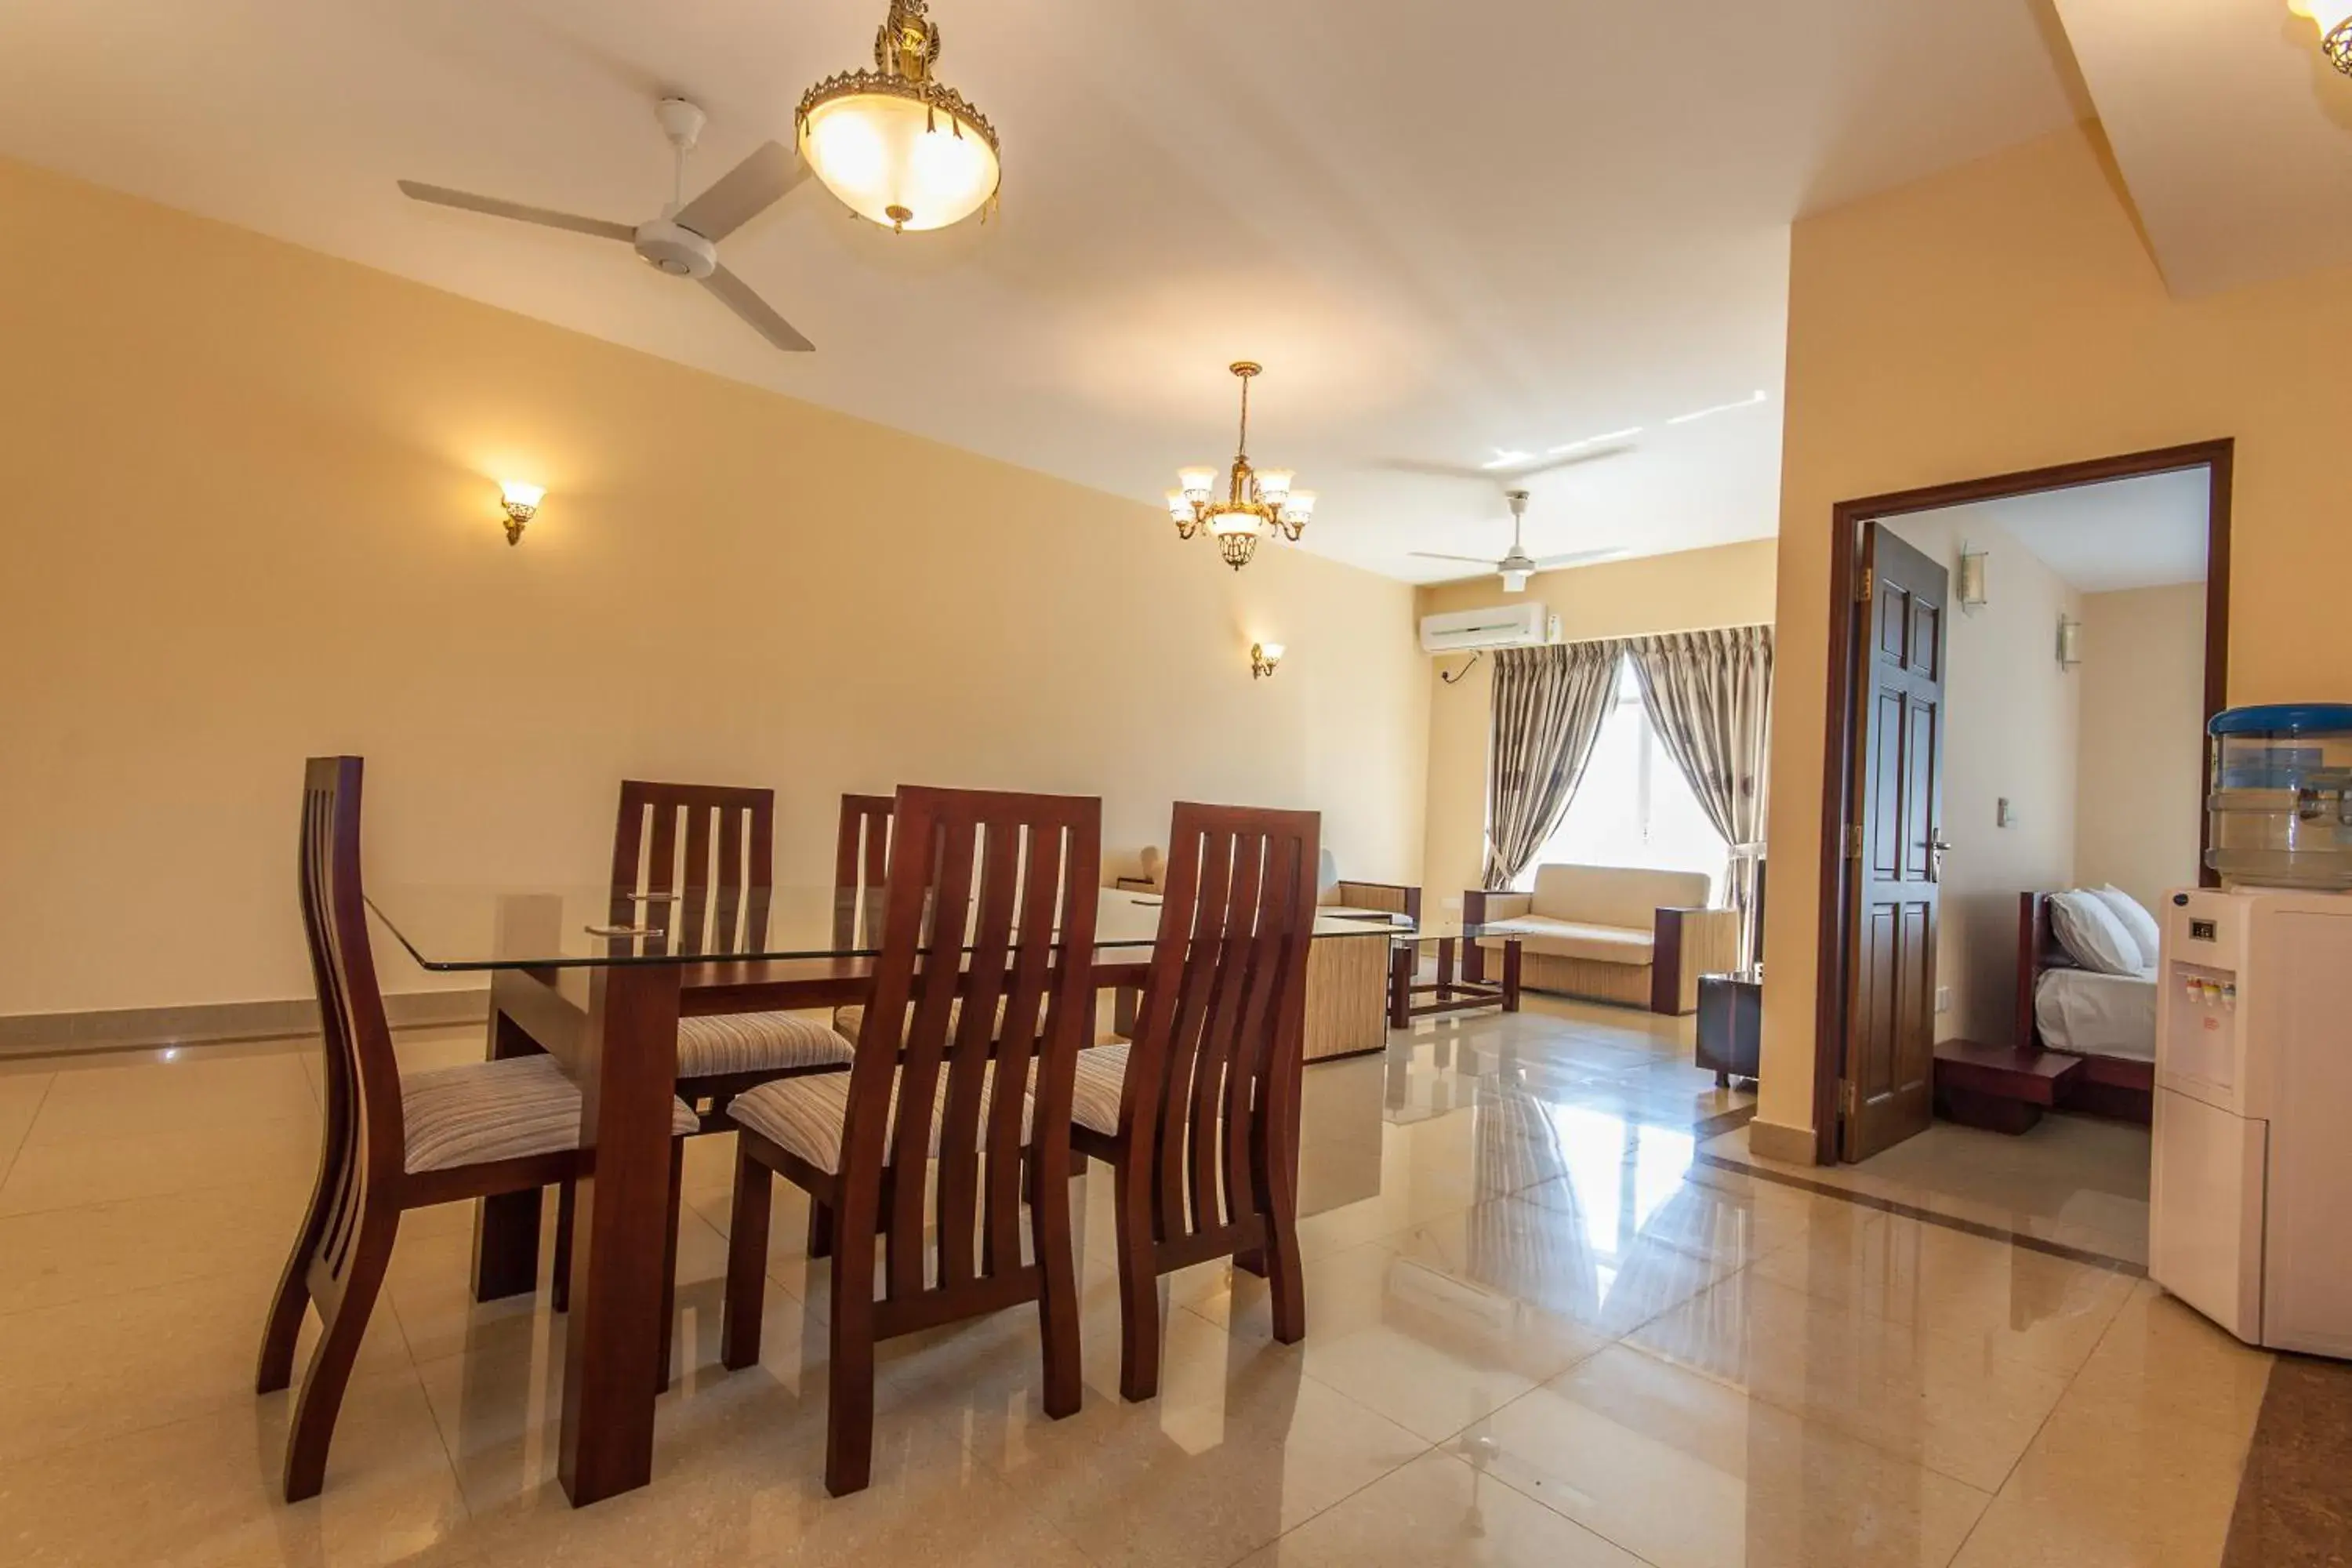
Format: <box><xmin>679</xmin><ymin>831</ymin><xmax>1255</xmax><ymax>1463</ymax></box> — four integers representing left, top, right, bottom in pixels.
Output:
<box><xmin>499</xmin><ymin>481</ymin><xmax>545</xmax><ymax>546</ymax></box>
<box><xmin>1250</xmin><ymin>641</ymin><xmax>1284</xmax><ymax>680</ymax></box>
<box><xmin>1957</xmin><ymin>545</ymin><xmax>1987</xmax><ymax>612</ymax></box>
<box><xmin>2056</xmin><ymin>615</ymin><xmax>2082</xmax><ymax>670</ymax></box>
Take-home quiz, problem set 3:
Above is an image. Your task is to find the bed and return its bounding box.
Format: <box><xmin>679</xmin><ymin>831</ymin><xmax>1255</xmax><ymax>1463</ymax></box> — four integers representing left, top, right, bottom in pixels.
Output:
<box><xmin>2016</xmin><ymin>891</ymin><xmax>2156</xmax><ymax>1123</ymax></box>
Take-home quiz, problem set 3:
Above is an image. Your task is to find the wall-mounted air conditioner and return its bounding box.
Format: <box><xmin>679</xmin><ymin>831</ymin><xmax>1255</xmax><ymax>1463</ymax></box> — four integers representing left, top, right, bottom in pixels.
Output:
<box><xmin>1419</xmin><ymin>602</ymin><xmax>1550</xmax><ymax>654</ymax></box>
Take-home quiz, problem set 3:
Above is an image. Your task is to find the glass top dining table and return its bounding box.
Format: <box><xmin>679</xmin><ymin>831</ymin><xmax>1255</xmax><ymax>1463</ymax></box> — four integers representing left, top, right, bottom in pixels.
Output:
<box><xmin>365</xmin><ymin>883</ymin><xmax>1414</xmax><ymax>971</ymax></box>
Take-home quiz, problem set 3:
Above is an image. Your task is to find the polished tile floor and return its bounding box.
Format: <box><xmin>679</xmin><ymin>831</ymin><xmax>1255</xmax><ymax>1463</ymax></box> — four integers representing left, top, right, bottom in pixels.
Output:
<box><xmin>0</xmin><ymin>996</ymin><xmax>2269</xmax><ymax>1567</ymax></box>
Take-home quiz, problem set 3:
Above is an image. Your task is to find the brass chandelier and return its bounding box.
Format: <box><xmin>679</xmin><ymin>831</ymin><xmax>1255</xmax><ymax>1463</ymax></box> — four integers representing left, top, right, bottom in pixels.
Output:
<box><xmin>1167</xmin><ymin>362</ymin><xmax>1316</xmax><ymax>569</ymax></box>
<box><xmin>2296</xmin><ymin>0</ymin><xmax>2352</xmax><ymax>73</ymax></box>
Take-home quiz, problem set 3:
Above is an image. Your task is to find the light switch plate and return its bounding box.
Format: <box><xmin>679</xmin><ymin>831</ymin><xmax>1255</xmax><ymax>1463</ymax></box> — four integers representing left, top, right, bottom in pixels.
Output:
<box><xmin>1996</xmin><ymin>797</ymin><xmax>2016</xmax><ymax>828</ymax></box>
<box><xmin>1934</xmin><ymin>985</ymin><xmax>1952</xmax><ymax>1014</ymax></box>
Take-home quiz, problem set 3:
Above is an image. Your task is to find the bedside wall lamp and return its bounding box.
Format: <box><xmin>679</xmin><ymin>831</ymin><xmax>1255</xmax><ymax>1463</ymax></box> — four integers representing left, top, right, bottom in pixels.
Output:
<box><xmin>1250</xmin><ymin>641</ymin><xmax>1284</xmax><ymax>680</ymax></box>
<box><xmin>498</xmin><ymin>481</ymin><xmax>545</xmax><ymax>546</ymax></box>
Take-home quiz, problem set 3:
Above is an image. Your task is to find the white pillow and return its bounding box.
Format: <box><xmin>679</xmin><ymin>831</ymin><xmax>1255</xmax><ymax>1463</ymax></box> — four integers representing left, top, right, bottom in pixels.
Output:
<box><xmin>2050</xmin><ymin>889</ymin><xmax>2142</xmax><ymax>977</ymax></box>
<box><xmin>2089</xmin><ymin>884</ymin><xmax>2161</xmax><ymax>971</ymax></box>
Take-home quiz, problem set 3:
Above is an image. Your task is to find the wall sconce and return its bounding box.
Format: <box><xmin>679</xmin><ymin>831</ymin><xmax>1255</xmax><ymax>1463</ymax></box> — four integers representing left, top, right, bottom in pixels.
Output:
<box><xmin>1957</xmin><ymin>546</ymin><xmax>1988</xmax><ymax>612</ymax></box>
<box><xmin>498</xmin><ymin>481</ymin><xmax>545</xmax><ymax>546</ymax></box>
<box><xmin>1250</xmin><ymin>641</ymin><xmax>1284</xmax><ymax>680</ymax></box>
<box><xmin>2056</xmin><ymin>615</ymin><xmax>2082</xmax><ymax>670</ymax></box>
<box><xmin>2292</xmin><ymin>1</ymin><xmax>2352</xmax><ymax>75</ymax></box>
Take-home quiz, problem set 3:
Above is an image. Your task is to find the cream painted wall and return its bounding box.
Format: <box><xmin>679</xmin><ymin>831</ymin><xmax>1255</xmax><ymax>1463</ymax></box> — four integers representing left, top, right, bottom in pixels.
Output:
<box><xmin>1759</xmin><ymin>122</ymin><xmax>2352</xmax><ymax>1147</ymax></box>
<box><xmin>0</xmin><ymin>158</ymin><xmax>1428</xmax><ymax>1017</ymax></box>
<box><xmin>1414</xmin><ymin>540</ymin><xmax>1778</xmax><ymax>917</ymax></box>
<box><xmin>2076</xmin><ymin>583</ymin><xmax>2205</xmax><ymax>915</ymax></box>
<box><xmin>1885</xmin><ymin>512</ymin><xmax>2080</xmax><ymax>1047</ymax></box>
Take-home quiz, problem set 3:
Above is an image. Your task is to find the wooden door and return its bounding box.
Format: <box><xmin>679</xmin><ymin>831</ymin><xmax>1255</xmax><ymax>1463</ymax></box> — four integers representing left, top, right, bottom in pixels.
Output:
<box><xmin>1840</xmin><ymin>524</ymin><xmax>1946</xmax><ymax>1161</ymax></box>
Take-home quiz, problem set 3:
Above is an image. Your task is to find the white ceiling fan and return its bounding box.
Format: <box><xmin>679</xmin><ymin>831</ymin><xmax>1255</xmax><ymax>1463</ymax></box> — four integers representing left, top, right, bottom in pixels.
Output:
<box><xmin>397</xmin><ymin>97</ymin><xmax>815</xmax><ymax>352</ymax></box>
<box><xmin>1410</xmin><ymin>489</ymin><xmax>1626</xmax><ymax>590</ymax></box>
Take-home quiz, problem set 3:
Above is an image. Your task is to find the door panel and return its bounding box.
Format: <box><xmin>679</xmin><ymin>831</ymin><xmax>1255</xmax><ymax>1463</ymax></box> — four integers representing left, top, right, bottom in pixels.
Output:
<box><xmin>1842</xmin><ymin>524</ymin><xmax>1947</xmax><ymax>1162</ymax></box>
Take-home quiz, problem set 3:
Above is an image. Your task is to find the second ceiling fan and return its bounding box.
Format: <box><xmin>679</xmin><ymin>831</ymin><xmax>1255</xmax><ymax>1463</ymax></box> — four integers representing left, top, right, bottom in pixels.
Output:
<box><xmin>1411</xmin><ymin>490</ymin><xmax>1625</xmax><ymax>591</ymax></box>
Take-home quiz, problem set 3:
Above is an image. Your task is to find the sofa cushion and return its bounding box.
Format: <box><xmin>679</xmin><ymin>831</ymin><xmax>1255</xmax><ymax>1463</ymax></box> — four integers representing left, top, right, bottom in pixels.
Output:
<box><xmin>1475</xmin><ymin>915</ymin><xmax>1655</xmax><ymax>966</ymax></box>
<box><xmin>1529</xmin><ymin>864</ymin><xmax>1710</xmax><ymax>928</ymax></box>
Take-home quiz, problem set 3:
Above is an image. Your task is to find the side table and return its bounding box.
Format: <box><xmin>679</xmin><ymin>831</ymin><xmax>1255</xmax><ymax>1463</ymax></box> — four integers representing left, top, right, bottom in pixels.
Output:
<box><xmin>1389</xmin><ymin>930</ymin><xmax>1520</xmax><ymax>1026</ymax></box>
<box><xmin>1695</xmin><ymin>971</ymin><xmax>1762</xmax><ymax>1087</ymax></box>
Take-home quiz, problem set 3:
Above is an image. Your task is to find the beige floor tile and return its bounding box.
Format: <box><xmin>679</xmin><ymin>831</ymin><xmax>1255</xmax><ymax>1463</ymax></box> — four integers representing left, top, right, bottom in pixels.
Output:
<box><xmin>25</xmin><ymin>1051</ymin><xmax>317</xmax><ymax>1148</ymax></box>
<box><xmin>0</xmin><ymin>1370</ymin><xmax>467</xmax><ymax>1567</ymax></box>
<box><xmin>1947</xmin><ymin>1381</ymin><xmax>2252</xmax><ymax>1567</ymax></box>
<box><xmin>2063</xmin><ymin>1280</ymin><xmax>2274</xmax><ymax>1439</ymax></box>
<box><xmin>0</xmin><ymin>1266</ymin><xmax>408</xmax><ymax>1465</ymax></box>
<box><xmin>974</xmin><ymin>1347</ymin><xmax>1429</xmax><ymax>1568</ymax></box>
<box><xmin>0</xmin><ymin>1073</ymin><xmax>51</xmax><ymax>1189</ymax></box>
<box><xmin>1385</xmin><ymin>1192</ymin><xmax>1731</xmax><ymax>1339</ymax></box>
<box><xmin>1630</xmin><ymin>1271</ymin><xmax>2073</xmax><ymax>1492</ymax></box>
<box><xmin>0</xmin><ymin>1180</ymin><xmax>303</xmax><ymax>1316</ymax></box>
<box><xmin>0</xmin><ymin>1111</ymin><xmax>321</xmax><ymax>1217</ymax></box>
<box><xmin>1185</xmin><ymin>1233</ymin><xmax>1612</xmax><ymax>1441</ymax></box>
<box><xmin>1748</xmin><ymin>1208</ymin><xmax>2136</xmax><ymax>1377</ymax></box>
<box><xmin>1463</xmin><ymin>1344</ymin><xmax>1993</xmax><ymax>1568</ymax></box>
<box><xmin>1235</xmin><ymin>1447</ymin><xmax>1645</xmax><ymax>1567</ymax></box>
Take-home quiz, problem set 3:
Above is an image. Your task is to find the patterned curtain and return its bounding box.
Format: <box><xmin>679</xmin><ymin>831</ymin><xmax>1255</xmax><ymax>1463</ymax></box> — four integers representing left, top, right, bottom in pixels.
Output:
<box><xmin>1483</xmin><ymin>640</ymin><xmax>1625</xmax><ymax>890</ymax></box>
<box><xmin>1625</xmin><ymin>626</ymin><xmax>1774</xmax><ymax>966</ymax></box>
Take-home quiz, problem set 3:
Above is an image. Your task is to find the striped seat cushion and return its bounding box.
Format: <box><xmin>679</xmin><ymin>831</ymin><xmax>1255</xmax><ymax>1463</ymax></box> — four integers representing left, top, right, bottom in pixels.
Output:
<box><xmin>728</xmin><ymin>1063</ymin><xmax>1035</xmax><ymax>1174</ymax></box>
<box><xmin>832</xmin><ymin>994</ymin><xmax>1012</xmax><ymax>1047</ymax></box>
<box><xmin>676</xmin><ymin>1010</ymin><xmax>855</xmax><ymax>1080</ymax></box>
<box><xmin>401</xmin><ymin>1053</ymin><xmax>698</xmax><ymax>1175</ymax></box>
<box><xmin>1070</xmin><ymin>1042</ymin><xmax>1130</xmax><ymax>1135</ymax></box>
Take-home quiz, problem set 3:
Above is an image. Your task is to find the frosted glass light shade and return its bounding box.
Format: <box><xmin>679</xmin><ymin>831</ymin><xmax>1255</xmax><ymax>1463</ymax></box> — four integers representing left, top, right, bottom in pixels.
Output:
<box><xmin>2293</xmin><ymin>0</ymin><xmax>2352</xmax><ymax>31</ymax></box>
<box><xmin>1208</xmin><ymin>510</ymin><xmax>1261</xmax><ymax>538</ymax></box>
<box><xmin>500</xmin><ymin>481</ymin><xmax>546</xmax><ymax>510</ymax></box>
<box><xmin>800</xmin><ymin>92</ymin><xmax>999</xmax><ymax>231</ymax></box>
<box><xmin>1165</xmin><ymin>489</ymin><xmax>1193</xmax><ymax>521</ymax></box>
<box><xmin>1279</xmin><ymin>488</ymin><xmax>1316</xmax><ymax>521</ymax></box>
<box><xmin>1178</xmin><ymin>466</ymin><xmax>1218</xmax><ymax>501</ymax></box>
<box><xmin>1255</xmin><ymin>469</ymin><xmax>1294</xmax><ymax>504</ymax></box>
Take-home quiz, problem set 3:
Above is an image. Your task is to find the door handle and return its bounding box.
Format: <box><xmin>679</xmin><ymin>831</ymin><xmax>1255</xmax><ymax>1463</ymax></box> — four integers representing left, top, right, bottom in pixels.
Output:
<box><xmin>1929</xmin><ymin>836</ymin><xmax>1951</xmax><ymax>881</ymax></box>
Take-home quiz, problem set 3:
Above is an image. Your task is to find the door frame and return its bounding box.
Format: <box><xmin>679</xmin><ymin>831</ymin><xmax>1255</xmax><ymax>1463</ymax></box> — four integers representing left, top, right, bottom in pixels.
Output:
<box><xmin>1808</xmin><ymin>439</ymin><xmax>2234</xmax><ymax>1164</ymax></box>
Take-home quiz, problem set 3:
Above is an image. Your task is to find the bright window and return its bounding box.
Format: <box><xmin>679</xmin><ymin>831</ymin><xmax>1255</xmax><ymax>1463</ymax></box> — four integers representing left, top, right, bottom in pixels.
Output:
<box><xmin>1524</xmin><ymin>655</ymin><xmax>1726</xmax><ymax>901</ymax></box>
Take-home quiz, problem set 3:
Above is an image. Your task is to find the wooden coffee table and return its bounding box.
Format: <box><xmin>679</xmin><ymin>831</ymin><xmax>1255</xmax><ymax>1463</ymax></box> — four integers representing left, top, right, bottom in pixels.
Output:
<box><xmin>1389</xmin><ymin>927</ymin><xmax>1520</xmax><ymax>1026</ymax></box>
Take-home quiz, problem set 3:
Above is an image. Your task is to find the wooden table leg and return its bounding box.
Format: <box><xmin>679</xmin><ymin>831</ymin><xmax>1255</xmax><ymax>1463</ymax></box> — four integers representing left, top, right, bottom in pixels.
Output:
<box><xmin>1502</xmin><ymin>940</ymin><xmax>1522</xmax><ymax>1013</ymax></box>
<box><xmin>1436</xmin><ymin>936</ymin><xmax>1456</xmax><ymax>994</ymax></box>
<box><xmin>559</xmin><ymin>964</ymin><xmax>681</xmax><ymax>1508</ymax></box>
<box><xmin>473</xmin><ymin>1004</ymin><xmax>546</xmax><ymax>1302</ymax></box>
<box><xmin>1388</xmin><ymin>942</ymin><xmax>1411</xmax><ymax>1030</ymax></box>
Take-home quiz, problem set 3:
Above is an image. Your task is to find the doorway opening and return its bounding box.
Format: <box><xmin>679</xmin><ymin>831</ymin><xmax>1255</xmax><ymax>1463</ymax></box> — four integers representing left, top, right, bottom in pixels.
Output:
<box><xmin>1809</xmin><ymin>441</ymin><xmax>2233</xmax><ymax>1178</ymax></box>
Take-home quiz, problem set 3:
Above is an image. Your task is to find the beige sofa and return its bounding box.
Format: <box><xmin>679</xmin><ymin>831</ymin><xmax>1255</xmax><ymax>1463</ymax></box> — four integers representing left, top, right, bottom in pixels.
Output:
<box><xmin>1464</xmin><ymin>864</ymin><xmax>1738</xmax><ymax>1015</ymax></box>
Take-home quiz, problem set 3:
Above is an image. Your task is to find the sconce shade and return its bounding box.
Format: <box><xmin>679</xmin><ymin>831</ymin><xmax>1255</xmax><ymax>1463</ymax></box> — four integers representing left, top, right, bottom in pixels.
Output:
<box><xmin>2056</xmin><ymin>615</ymin><xmax>2083</xmax><ymax>669</ymax></box>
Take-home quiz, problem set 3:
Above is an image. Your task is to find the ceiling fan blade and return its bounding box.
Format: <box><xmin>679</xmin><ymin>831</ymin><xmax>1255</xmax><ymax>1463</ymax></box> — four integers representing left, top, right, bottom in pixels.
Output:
<box><xmin>397</xmin><ymin>180</ymin><xmax>635</xmax><ymax>241</ymax></box>
<box><xmin>701</xmin><ymin>265</ymin><xmax>815</xmax><ymax>352</ymax></box>
<box><xmin>1407</xmin><ymin>551</ymin><xmax>1504</xmax><ymax>565</ymax></box>
<box><xmin>675</xmin><ymin>140</ymin><xmax>806</xmax><ymax>241</ymax></box>
<box><xmin>1526</xmin><ymin>547</ymin><xmax>1632</xmax><ymax>569</ymax></box>
<box><xmin>1503</xmin><ymin>444</ymin><xmax>1639</xmax><ymax>480</ymax></box>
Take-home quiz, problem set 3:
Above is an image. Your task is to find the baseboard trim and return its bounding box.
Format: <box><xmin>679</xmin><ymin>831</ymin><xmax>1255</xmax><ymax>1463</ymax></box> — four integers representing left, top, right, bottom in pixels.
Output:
<box><xmin>1743</xmin><ymin>1116</ymin><xmax>1819</xmax><ymax>1165</ymax></box>
<box><xmin>0</xmin><ymin>989</ymin><xmax>491</xmax><ymax>1060</ymax></box>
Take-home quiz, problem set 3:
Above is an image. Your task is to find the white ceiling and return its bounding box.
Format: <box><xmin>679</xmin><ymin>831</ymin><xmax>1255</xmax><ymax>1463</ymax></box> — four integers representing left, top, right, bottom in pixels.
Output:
<box><xmin>1914</xmin><ymin>467</ymin><xmax>2212</xmax><ymax>592</ymax></box>
<box><xmin>0</xmin><ymin>1</ymin><xmax>2089</xmax><ymax>581</ymax></box>
<box><xmin>2054</xmin><ymin>0</ymin><xmax>2352</xmax><ymax>296</ymax></box>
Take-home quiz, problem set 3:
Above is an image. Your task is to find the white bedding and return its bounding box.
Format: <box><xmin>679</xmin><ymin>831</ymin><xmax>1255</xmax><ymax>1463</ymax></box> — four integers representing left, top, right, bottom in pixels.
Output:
<box><xmin>2034</xmin><ymin>967</ymin><xmax>2158</xmax><ymax>1060</ymax></box>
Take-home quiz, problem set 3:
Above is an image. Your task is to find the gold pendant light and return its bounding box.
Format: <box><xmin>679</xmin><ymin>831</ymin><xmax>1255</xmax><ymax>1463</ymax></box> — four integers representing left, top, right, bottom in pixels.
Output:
<box><xmin>2292</xmin><ymin>0</ymin><xmax>2352</xmax><ymax>73</ymax></box>
<box><xmin>1166</xmin><ymin>363</ymin><xmax>1317</xmax><ymax>569</ymax></box>
<box><xmin>797</xmin><ymin>0</ymin><xmax>1001</xmax><ymax>233</ymax></box>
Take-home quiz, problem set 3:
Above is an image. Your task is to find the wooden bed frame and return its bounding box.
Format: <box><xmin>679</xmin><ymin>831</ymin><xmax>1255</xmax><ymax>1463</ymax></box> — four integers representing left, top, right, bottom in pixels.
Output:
<box><xmin>2015</xmin><ymin>891</ymin><xmax>2154</xmax><ymax>1125</ymax></box>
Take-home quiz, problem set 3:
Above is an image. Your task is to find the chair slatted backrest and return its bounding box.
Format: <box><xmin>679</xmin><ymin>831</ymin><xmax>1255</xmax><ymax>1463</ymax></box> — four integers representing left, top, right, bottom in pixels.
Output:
<box><xmin>840</xmin><ymin>786</ymin><xmax>1100</xmax><ymax>1302</ymax></box>
<box><xmin>296</xmin><ymin>757</ymin><xmax>406</xmax><ymax>1277</ymax></box>
<box><xmin>833</xmin><ymin>793</ymin><xmax>896</xmax><ymax>948</ymax></box>
<box><xmin>611</xmin><ymin>781</ymin><xmax>775</xmax><ymax>958</ymax></box>
<box><xmin>1122</xmin><ymin>803</ymin><xmax>1320</xmax><ymax>1247</ymax></box>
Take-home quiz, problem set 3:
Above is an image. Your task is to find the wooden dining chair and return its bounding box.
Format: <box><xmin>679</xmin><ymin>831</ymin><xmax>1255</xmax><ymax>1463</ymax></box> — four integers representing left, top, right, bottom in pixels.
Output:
<box><xmin>256</xmin><ymin>757</ymin><xmax>699</xmax><ymax>1501</ymax></box>
<box><xmin>1065</xmin><ymin>802</ymin><xmax>1320</xmax><ymax>1401</ymax></box>
<box><xmin>611</xmin><ymin>779</ymin><xmax>855</xmax><ymax>1128</ymax></box>
<box><xmin>718</xmin><ymin>785</ymin><xmax>1101</xmax><ymax>1495</ymax></box>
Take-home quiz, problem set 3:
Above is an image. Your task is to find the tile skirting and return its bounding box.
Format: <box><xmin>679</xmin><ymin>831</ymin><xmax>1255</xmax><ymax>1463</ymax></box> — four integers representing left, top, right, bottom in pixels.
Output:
<box><xmin>0</xmin><ymin>988</ymin><xmax>489</xmax><ymax>1059</ymax></box>
<box><xmin>1743</xmin><ymin>1115</ymin><xmax>1816</xmax><ymax>1164</ymax></box>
